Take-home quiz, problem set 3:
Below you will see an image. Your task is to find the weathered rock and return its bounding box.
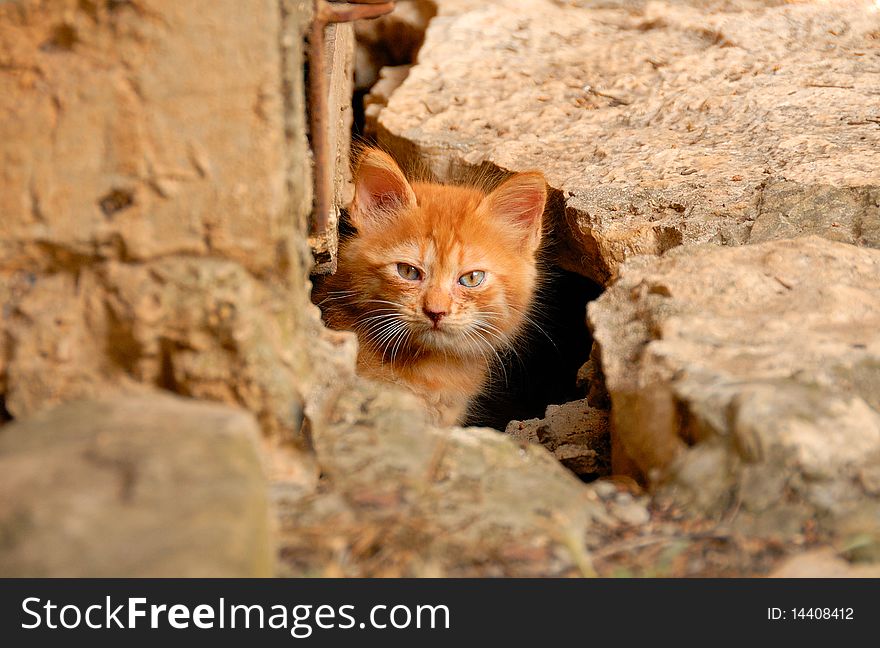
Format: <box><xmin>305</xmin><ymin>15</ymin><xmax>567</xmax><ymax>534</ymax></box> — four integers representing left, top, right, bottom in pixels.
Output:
<box><xmin>2</xmin><ymin>256</ymin><xmax>321</xmax><ymax>484</ymax></box>
<box><xmin>607</xmin><ymin>491</ymin><xmax>651</xmax><ymax>527</ymax></box>
<box><xmin>0</xmin><ymin>395</ymin><xmax>273</xmax><ymax>577</ymax></box>
<box><xmin>377</xmin><ymin>0</ymin><xmax>880</xmax><ymax>283</ymax></box>
<box><xmin>770</xmin><ymin>549</ymin><xmax>880</xmax><ymax>578</ymax></box>
<box><xmin>578</xmin><ymin>344</ymin><xmax>611</xmax><ymax>409</ymax></box>
<box><xmin>364</xmin><ymin>64</ymin><xmax>412</xmax><ymax>138</ymax></box>
<box><xmin>588</xmin><ymin>236</ymin><xmax>880</xmax><ymax>537</ymax></box>
<box><xmin>506</xmin><ymin>398</ymin><xmax>610</xmax><ymax>478</ymax></box>
<box><xmin>0</xmin><ymin>0</ymin><xmax>333</xmax><ymax>573</ymax></box>
<box><xmin>0</xmin><ymin>0</ymin><xmax>322</xmax><ymax>484</ymax></box>
<box><xmin>277</xmin><ymin>374</ymin><xmax>602</xmax><ymax>576</ymax></box>
<box><xmin>353</xmin><ymin>0</ymin><xmax>435</xmax><ymax>91</ymax></box>
<box><xmin>0</xmin><ymin>0</ymin><xmax>306</xmax><ymax>278</ymax></box>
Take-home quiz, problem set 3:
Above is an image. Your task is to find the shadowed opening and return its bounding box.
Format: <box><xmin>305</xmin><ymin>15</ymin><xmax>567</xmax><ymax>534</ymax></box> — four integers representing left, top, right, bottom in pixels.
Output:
<box><xmin>464</xmin><ymin>269</ymin><xmax>601</xmax><ymax>432</ymax></box>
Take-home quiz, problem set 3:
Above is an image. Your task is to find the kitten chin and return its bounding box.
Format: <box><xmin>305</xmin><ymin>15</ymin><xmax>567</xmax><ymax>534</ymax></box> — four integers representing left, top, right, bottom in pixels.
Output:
<box><xmin>314</xmin><ymin>147</ymin><xmax>547</xmax><ymax>427</ymax></box>
<box><xmin>413</xmin><ymin>326</ymin><xmax>483</xmax><ymax>354</ymax></box>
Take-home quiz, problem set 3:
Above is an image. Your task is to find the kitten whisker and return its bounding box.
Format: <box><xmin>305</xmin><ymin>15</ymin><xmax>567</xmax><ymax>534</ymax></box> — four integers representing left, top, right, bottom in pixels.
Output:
<box><xmin>463</xmin><ymin>328</ymin><xmax>506</xmax><ymax>387</ymax></box>
<box><xmin>357</xmin><ymin>298</ymin><xmax>408</xmax><ymax>309</ymax></box>
<box><xmin>378</xmin><ymin>326</ymin><xmax>409</xmax><ymax>365</ymax></box>
<box><xmin>471</xmin><ymin>321</ymin><xmax>522</xmax><ymax>368</ymax></box>
<box><xmin>355</xmin><ymin>314</ymin><xmax>400</xmax><ymax>336</ymax></box>
<box><xmin>360</xmin><ymin>317</ymin><xmax>406</xmax><ymax>354</ymax></box>
<box><xmin>505</xmin><ymin>305</ymin><xmax>558</xmax><ymax>350</ymax></box>
<box><xmin>389</xmin><ymin>326</ymin><xmax>412</xmax><ymax>370</ymax></box>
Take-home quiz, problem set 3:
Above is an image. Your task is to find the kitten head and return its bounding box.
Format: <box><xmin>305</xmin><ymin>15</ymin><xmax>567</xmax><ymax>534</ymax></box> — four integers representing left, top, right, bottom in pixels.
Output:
<box><xmin>340</xmin><ymin>148</ymin><xmax>546</xmax><ymax>360</ymax></box>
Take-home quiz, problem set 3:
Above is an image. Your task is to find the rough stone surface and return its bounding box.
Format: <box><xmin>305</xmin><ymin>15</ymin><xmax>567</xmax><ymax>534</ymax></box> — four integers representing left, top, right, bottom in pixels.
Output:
<box><xmin>0</xmin><ymin>0</ymin><xmax>321</xmax><ymax>484</ymax></box>
<box><xmin>0</xmin><ymin>395</ymin><xmax>273</xmax><ymax>577</ymax></box>
<box><xmin>364</xmin><ymin>64</ymin><xmax>412</xmax><ymax>138</ymax></box>
<box><xmin>770</xmin><ymin>549</ymin><xmax>880</xmax><ymax>578</ymax></box>
<box><xmin>0</xmin><ymin>0</ymin><xmax>323</xmax><ymax>572</ymax></box>
<box><xmin>506</xmin><ymin>398</ymin><xmax>610</xmax><ymax>478</ymax></box>
<box><xmin>588</xmin><ymin>236</ymin><xmax>880</xmax><ymax>536</ymax></box>
<box><xmin>377</xmin><ymin>0</ymin><xmax>880</xmax><ymax>283</ymax></box>
<box><xmin>5</xmin><ymin>258</ymin><xmax>306</xmax><ymax>428</ymax></box>
<box><xmin>0</xmin><ymin>0</ymin><xmax>298</xmax><ymax>277</ymax></box>
<box><xmin>354</xmin><ymin>0</ymin><xmax>435</xmax><ymax>91</ymax></box>
<box><xmin>277</xmin><ymin>370</ymin><xmax>602</xmax><ymax>577</ymax></box>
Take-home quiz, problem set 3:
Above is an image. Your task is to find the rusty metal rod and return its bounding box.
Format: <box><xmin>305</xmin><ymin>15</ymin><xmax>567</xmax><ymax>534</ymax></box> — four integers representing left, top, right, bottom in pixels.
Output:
<box><xmin>308</xmin><ymin>0</ymin><xmax>395</xmax><ymax>238</ymax></box>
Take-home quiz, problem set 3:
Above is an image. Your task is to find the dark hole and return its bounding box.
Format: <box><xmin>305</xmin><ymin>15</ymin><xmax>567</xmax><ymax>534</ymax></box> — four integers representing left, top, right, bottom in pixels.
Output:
<box><xmin>352</xmin><ymin>87</ymin><xmax>370</xmax><ymax>141</ymax></box>
<box><xmin>98</xmin><ymin>188</ymin><xmax>135</xmax><ymax>217</ymax></box>
<box><xmin>464</xmin><ymin>269</ymin><xmax>602</xmax><ymax>431</ymax></box>
<box><xmin>78</xmin><ymin>0</ymin><xmax>98</xmax><ymax>20</ymax></box>
<box><xmin>42</xmin><ymin>24</ymin><xmax>79</xmax><ymax>52</ymax></box>
<box><xmin>0</xmin><ymin>395</ymin><xmax>12</xmax><ymax>425</ymax></box>
<box><xmin>157</xmin><ymin>338</ymin><xmax>178</xmax><ymax>392</ymax></box>
<box><xmin>350</xmin><ymin>1</ymin><xmax>438</xmax><ymax>142</ymax></box>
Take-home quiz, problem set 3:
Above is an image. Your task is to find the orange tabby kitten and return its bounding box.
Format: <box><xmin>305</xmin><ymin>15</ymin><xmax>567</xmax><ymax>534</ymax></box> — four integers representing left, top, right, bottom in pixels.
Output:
<box><xmin>315</xmin><ymin>148</ymin><xmax>546</xmax><ymax>426</ymax></box>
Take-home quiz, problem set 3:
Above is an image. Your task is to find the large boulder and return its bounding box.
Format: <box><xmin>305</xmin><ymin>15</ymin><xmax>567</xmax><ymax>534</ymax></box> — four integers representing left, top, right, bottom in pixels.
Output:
<box><xmin>377</xmin><ymin>0</ymin><xmax>880</xmax><ymax>283</ymax></box>
<box><xmin>0</xmin><ymin>395</ymin><xmax>274</xmax><ymax>577</ymax></box>
<box><xmin>588</xmin><ymin>236</ymin><xmax>880</xmax><ymax>541</ymax></box>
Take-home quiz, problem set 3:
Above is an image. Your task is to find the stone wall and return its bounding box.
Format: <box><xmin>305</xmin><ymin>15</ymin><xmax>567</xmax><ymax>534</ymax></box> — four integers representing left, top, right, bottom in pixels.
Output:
<box><xmin>0</xmin><ymin>0</ymin><xmax>319</xmax><ymax>433</ymax></box>
<box><xmin>3</xmin><ymin>0</ymin><xmax>878</xmax><ymax>577</ymax></box>
<box><xmin>0</xmin><ymin>0</ymin><xmax>325</xmax><ymax>575</ymax></box>
<box><xmin>0</xmin><ymin>0</ymin><xmax>606</xmax><ymax>577</ymax></box>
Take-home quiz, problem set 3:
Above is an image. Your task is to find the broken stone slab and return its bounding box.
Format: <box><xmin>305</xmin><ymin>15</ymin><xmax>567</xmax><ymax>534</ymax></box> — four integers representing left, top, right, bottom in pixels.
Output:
<box><xmin>377</xmin><ymin>0</ymin><xmax>880</xmax><ymax>284</ymax></box>
<box><xmin>506</xmin><ymin>398</ymin><xmax>610</xmax><ymax>478</ymax></box>
<box><xmin>276</xmin><ymin>374</ymin><xmax>602</xmax><ymax>576</ymax></box>
<box><xmin>0</xmin><ymin>394</ymin><xmax>274</xmax><ymax>577</ymax></box>
<box><xmin>588</xmin><ymin>236</ymin><xmax>880</xmax><ymax>537</ymax></box>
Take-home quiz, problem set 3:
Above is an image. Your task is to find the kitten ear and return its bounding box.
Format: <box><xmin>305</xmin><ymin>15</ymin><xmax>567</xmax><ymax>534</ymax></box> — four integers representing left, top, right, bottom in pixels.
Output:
<box><xmin>351</xmin><ymin>148</ymin><xmax>416</xmax><ymax>229</ymax></box>
<box><xmin>482</xmin><ymin>172</ymin><xmax>547</xmax><ymax>251</ymax></box>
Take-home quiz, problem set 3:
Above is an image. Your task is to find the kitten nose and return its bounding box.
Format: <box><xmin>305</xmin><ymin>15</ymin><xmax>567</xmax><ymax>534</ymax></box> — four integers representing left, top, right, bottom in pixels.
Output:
<box><xmin>423</xmin><ymin>307</ymin><xmax>447</xmax><ymax>326</ymax></box>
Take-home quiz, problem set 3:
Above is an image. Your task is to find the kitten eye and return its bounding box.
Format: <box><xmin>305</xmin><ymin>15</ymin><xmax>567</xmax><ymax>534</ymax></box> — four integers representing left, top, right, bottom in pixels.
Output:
<box><xmin>458</xmin><ymin>270</ymin><xmax>486</xmax><ymax>288</ymax></box>
<box><xmin>396</xmin><ymin>263</ymin><xmax>423</xmax><ymax>281</ymax></box>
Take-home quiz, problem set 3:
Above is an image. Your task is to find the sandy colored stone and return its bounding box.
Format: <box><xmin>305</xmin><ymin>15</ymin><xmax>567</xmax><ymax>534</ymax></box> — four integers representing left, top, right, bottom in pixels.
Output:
<box><xmin>588</xmin><ymin>236</ymin><xmax>880</xmax><ymax>533</ymax></box>
<box><xmin>0</xmin><ymin>0</ymin><xmax>300</xmax><ymax>277</ymax></box>
<box><xmin>377</xmin><ymin>0</ymin><xmax>880</xmax><ymax>283</ymax></box>
<box><xmin>0</xmin><ymin>1</ymin><xmax>322</xmax><ymax>485</ymax></box>
<box><xmin>506</xmin><ymin>398</ymin><xmax>610</xmax><ymax>477</ymax></box>
<box><xmin>0</xmin><ymin>395</ymin><xmax>273</xmax><ymax>577</ymax></box>
<box><xmin>276</xmin><ymin>375</ymin><xmax>601</xmax><ymax>577</ymax></box>
<box><xmin>354</xmin><ymin>0</ymin><xmax>435</xmax><ymax>91</ymax></box>
<box><xmin>770</xmin><ymin>549</ymin><xmax>880</xmax><ymax>578</ymax></box>
<box><xmin>2</xmin><ymin>257</ymin><xmax>319</xmax><ymax>474</ymax></box>
<box><xmin>364</xmin><ymin>64</ymin><xmax>412</xmax><ymax>137</ymax></box>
